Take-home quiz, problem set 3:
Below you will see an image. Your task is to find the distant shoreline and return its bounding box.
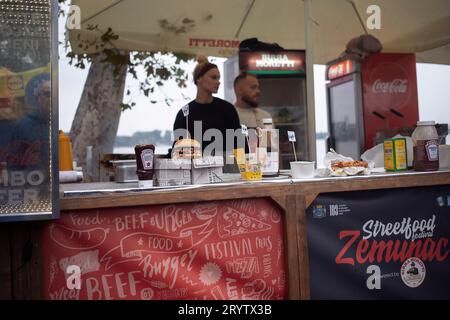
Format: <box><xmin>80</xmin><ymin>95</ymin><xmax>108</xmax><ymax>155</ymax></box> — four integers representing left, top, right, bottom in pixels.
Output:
<box><xmin>114</xmin><ymin>144</ymin><xmax>172</xmax><ymax>155</ymax></box>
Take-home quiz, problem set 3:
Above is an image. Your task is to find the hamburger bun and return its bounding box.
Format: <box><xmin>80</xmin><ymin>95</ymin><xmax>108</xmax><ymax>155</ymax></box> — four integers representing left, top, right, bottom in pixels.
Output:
<box><xmin>172</xmin><ymin>138</ymin><xmax>202</xmax><ymax>159</ymax></box>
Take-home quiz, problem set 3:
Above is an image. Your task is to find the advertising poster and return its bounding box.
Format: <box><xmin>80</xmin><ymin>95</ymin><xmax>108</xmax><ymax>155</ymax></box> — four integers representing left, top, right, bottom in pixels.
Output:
<box><xmin>307</xmin><ymin>185</ymin><xmax>450</xmax><ymax>299</ymax></box>
<box><xmin>0</xmin><ymin>0</ymin><xmax>56</xmax><ymax>220</ymax></box>
<box><xmin>42</xmin><ymin>198</ymin><xmax>287</xmax><ymax>300</ymax></box>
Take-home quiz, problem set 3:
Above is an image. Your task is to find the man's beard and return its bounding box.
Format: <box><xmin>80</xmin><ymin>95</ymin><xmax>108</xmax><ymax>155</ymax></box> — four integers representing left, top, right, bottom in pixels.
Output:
<box><xmin>242</xmin><ymin>95</ymin><xmax>259</xmax><ymax>108</ymax></box>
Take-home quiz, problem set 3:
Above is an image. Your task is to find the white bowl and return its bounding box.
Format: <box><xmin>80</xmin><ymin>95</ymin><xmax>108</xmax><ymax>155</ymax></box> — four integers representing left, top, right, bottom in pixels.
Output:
<box><xmin>290</xmin><ymin>161</ymin><xmax>315</xmax><ymax>179</ymax></box>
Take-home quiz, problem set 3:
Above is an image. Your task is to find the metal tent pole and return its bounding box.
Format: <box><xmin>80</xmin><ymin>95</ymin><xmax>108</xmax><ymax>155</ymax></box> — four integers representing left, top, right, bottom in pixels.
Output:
<box><xmin>304</xmin><ymin>0</ymin><xmax>317</xmax><ymax>161</ymax></box>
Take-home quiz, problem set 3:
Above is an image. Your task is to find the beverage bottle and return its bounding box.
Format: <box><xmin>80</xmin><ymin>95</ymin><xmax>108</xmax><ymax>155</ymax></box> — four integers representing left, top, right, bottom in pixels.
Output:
<box><xmin>134</xmin><ymin>144</ymin><xmax>155</xmax><ymax>187</ymax></box>
<box><xmin>411</xmin><ymin>121</ymin><xmax>439</xmax><ymax>171</ymax></box>
<box><xmin>59</xmin><ymin>130</ymin><xmax>73</xmax><ymax>171</ymax></box>
<box><xmin>259</xmin><ymin>118</ymin><xmax>279</xmax><ymax>177</ymax></box>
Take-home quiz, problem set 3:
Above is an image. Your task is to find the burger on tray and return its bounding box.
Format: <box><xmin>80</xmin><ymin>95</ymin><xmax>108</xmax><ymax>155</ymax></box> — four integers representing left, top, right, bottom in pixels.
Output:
<box><xmin>154</xmin><ymin>139</ymin><xmax>224</xmax><ymax>186</ymax></box>
<box><xmin>172</xmin><ymin>138</ymin><xmax>202</xmax><ymax>159</ymax></box>
<box><xmin>319</xmin><ymin>149</ymin><xmax>373</xmax><ymax>177</ymax></box>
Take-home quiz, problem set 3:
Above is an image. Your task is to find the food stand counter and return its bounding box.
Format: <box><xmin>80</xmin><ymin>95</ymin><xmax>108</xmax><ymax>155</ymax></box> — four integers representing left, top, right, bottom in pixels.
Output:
<box><xmin>1</xmin><ymin>170</ymin><xmax>449</xmax><ymax>299</ymax></box>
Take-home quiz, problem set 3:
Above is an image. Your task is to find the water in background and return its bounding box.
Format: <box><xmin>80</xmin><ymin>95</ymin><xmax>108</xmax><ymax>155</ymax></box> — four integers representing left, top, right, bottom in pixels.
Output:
<box><xmin>115</xmin><ymin>140</ymin><xmax>328</xmax><ymax>166</ymax></box>
<box><xmin>114</xmin><ymin>144</ymin><xmax>172</xmax><ymax>155</ymax></box>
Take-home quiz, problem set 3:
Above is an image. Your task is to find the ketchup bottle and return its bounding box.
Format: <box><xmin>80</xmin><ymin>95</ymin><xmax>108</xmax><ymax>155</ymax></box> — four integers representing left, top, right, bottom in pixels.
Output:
<box><xmin>411</xmin><ymin>121</ymin><xmax>439</xmax><ymax>172</ymax></box>
<box><xmin>134</xmin><ymin>144</ymin><xmax>155</xmax><ymax>187</ymax></box>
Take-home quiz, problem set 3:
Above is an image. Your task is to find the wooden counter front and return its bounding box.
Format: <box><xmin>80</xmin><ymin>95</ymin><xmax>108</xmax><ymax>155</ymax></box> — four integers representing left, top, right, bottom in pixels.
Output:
<box><xmin>1</xmin><ymin>170</ymin><xmax>449</xmax><ymax>300</ymax></box>
<box><xmin>57</xmin><ymin>170</ymin><xmax>450</xmax><ymax>300</ymax></box>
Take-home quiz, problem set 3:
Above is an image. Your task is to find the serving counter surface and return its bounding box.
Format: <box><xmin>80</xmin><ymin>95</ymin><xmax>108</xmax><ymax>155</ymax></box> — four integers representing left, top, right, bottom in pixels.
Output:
<box><xmin>60</xmin><ymin>169</ymin><xmax>450</xmax><ymax>211</ymax></box>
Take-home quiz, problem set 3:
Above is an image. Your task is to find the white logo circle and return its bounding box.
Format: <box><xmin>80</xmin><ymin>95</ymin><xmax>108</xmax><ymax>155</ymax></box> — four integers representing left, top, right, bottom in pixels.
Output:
<box><xmin>400</xmin><ymin>257</ymin><xmax>426</xmax><ymax>288</ymax></box>
<box><xmin>140</xmin><ymin>287</ymin><xmax>154</xmax><ymax>300</ymax></box>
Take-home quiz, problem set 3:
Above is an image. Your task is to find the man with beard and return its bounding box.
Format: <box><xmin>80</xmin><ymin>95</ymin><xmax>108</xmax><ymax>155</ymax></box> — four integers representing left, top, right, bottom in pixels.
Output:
<box><xmin>233</xmin><ymin>72</ymin><xmax>272</xmax><ymax>128</ymax></box>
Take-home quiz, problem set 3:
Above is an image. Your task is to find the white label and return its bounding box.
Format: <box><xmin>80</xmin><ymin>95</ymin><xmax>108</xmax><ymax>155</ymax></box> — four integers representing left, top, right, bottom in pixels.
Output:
<box><xmin>182</xmin><ymin>104</ymin><xmax>189</xmax><ymax>116</ymax></box>
<box><xmin>241</xmin><ymin>124</ymin><xmax>248</xmax><ymax>136</ymax></box>
<box><xmin>287</xmin><ymin>131</ymin><xmax>296</xmax><ymax>142</ymax></box>
<box><xmin>141</xmin><ymin>149</ymin><xmax>154</xmax><ymax>170</ymax></box>
<box><xmin>262</xmin><ymin>152</ymin><xmax>279</xmax><ymax>173</ymax></box>
<box><xmin>426</xmin><ymin>140</ymin><xmax>439</xmax><ymax>161</ymax></box>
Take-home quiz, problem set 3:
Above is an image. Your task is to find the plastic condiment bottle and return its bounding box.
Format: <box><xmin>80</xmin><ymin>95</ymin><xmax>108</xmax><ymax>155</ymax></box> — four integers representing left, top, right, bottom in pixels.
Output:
<box><xmin>59</xmin><ymin>130</ymin><xmax>73</xmax><ymax>171</ymax></box>
<box><xmin>134</xmin><ymin>144</ymin><xmax>155</xmax><ymax>187</ymax></box>
<box><xmin>411</xmin><ymin>121</ymin><xmax>439</xmax><ymax>171</ymax></box>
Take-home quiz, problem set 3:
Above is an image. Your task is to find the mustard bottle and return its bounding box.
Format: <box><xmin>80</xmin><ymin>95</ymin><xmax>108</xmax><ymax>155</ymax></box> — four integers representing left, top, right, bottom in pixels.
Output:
<box><xmin>59</xmin><ymin>130</ymin><xmax>73</xmax><ymax>171</ymax></box>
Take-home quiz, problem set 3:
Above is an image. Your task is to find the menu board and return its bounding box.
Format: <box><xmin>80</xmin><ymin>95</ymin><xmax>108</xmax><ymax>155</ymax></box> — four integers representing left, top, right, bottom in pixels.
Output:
<box><xmin>0</xmin><ymin>0</ymin><xmax>58</xmax><ymax>221</ymax></box>
<box><xmin>42</xmin><ymin>199</ymin><xmax>287</xmax><ymax>300</ymax></box>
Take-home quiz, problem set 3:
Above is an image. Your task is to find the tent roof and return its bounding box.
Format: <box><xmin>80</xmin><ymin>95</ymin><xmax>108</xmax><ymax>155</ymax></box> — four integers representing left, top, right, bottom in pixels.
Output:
<box><xmin>69</xmin><ymin>0</ymin><xmax>450</xmax><ymax>64</ymax></box>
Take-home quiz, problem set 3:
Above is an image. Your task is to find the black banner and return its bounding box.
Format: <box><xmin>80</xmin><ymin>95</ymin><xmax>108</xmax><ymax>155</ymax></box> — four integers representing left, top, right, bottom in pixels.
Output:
<box><xmin>306</xmin><ymin>185</ymin><xmax>450</xmax><ymax>299</ymax></box>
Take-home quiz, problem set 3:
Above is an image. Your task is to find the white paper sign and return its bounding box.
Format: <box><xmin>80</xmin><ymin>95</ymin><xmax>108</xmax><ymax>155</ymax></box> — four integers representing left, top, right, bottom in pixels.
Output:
<box><xmin>181</xmin><ymin>104</ymin><xmax>189</xmax><ymax>116</ymax></box>
<box><xmin>241</xmin><ymin>124</ymin><xmax>249</xmax><ymax>136</ymax></box>
<box><xmin>288</xmin><ymin>131</ymin><xmax>296</xmax><ymax>142</ymax></box>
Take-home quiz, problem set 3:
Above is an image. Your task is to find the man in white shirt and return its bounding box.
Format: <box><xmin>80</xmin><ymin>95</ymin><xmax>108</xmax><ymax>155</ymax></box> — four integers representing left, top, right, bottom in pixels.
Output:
<box><xmin>233</xmin><ymin>72</ymin><xmax>272</xmax><ymax>128</ymax></box>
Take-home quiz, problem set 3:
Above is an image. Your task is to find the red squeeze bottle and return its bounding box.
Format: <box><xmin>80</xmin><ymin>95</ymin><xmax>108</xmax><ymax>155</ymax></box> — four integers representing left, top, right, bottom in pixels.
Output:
<box><xmin>134</xmin><ymin>144</ymin><xmax>155</xmax><ymax>187</ymax></box>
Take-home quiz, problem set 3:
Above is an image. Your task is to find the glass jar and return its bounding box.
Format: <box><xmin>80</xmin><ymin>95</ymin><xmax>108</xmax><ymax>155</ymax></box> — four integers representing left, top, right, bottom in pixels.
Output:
<box><xmin>259</xmin><ymin>118</ymin><xmax>279</xmax><ymax>176</ymax></box>
<box><xmin>411</xmin><ymin>121</ymin><xmax>439</xmax><ymax>171</ymax></box>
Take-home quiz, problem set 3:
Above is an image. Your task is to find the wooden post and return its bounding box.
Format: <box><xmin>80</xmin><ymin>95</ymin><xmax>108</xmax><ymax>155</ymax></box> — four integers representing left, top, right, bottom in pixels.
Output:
<box><xmin>285</xmin><ymin>194</ymin><xmax>301</xmax><ymax>299</ymax></box>
<box><xmin>295</xmin><ymin>193</ymin><xmax>311</xmax><ymax>299</ymax></box>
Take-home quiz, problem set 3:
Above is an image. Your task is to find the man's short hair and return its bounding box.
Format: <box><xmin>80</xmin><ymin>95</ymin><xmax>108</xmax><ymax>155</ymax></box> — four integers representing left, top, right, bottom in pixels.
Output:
<box><xmin>233</xmin><ymin>72</ymin><xmax>257</xmax><ymax>88</ymax></box>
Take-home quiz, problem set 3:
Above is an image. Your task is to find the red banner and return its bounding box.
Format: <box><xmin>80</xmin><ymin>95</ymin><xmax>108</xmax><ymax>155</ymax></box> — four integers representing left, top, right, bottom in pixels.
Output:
<box><xmin>43</xmin><ymin>198</ymin><xmax>287</xmax><ymax>300</ymax></box>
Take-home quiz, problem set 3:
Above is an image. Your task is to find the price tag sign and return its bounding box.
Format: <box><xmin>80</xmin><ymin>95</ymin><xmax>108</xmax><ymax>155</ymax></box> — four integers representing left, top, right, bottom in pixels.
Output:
<box><xmin>241</xmin><ymin>124</ymin><xmax>249</xmax><ymax>136</ymax></box>
<box><xmin>182</xmin><ymin>104</ymin><xmax>189</xmax><ymax>117</ymax></box>
<box><xmin>288</xmin><ymin>131</ymin><xmax>296</xmax><ymax>142</ymax></box>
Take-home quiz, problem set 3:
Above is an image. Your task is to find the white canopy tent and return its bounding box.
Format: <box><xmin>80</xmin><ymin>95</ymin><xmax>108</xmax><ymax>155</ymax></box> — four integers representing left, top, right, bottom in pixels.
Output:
<box><xmin>69</xmin><ymin>0</ymin><xmax>450</xmax><ymax>64</ymax></box>
<box><xmin>68</xmin><ymin>0</ymin><xmax>450</xmax><ymax>160</ymax></box>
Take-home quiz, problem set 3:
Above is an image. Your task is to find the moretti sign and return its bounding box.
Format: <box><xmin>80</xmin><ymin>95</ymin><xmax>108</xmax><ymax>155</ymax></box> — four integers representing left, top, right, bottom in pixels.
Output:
<box><xmin>239</xmin><ymin>50</ymin><xmax>306</xmax><ymax>75</ymax></box>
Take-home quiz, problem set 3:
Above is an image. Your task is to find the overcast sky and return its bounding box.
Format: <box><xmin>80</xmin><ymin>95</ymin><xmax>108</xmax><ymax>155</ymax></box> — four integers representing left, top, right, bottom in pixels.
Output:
<box><xmin>58</xmin><ymin>54</ymin><xmax>450</xmax><ymax>137</ymax></box>
<box><xmin>57</xmin><ymin>9</ymin><xmax>450</xmax><ymax>139</ymax></box>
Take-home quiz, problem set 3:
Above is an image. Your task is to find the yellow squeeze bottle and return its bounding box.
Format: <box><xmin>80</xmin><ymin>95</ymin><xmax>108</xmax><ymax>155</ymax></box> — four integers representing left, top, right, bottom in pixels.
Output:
<box><xmin>59</xmin><ymin>130</ymin><xmax>73</xmax><ymax>171</ymax></box>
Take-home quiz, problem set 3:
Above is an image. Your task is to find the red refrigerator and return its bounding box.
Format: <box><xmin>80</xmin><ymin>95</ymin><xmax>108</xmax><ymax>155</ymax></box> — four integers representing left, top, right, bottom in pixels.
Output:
<box><xmin>325</xmin><ymin>53</ymin><xmax>419</xmax><ymax>160</ymax></box>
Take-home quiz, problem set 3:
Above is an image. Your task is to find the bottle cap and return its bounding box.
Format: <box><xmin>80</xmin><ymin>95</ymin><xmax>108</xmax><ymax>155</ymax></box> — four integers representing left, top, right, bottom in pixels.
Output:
<box><xmin>417</xmin><ymin>121</ymin><xmax>435</xmax><ymax>126</ymax></box>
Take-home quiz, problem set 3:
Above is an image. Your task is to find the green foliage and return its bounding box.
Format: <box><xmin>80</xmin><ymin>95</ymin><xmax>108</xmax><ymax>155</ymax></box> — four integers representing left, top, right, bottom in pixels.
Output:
<box><xmin>59</xmin><ymin>0</ymin><xmax>195</xmax><ymax>111</ymax></box>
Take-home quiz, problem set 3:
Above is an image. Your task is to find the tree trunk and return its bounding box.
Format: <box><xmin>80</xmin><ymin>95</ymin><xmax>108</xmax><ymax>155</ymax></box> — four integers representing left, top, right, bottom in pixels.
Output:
<box><xmin>69</xmin><ymin>50</ymin><xmax>128</xmax><ymax>176</ymax></box>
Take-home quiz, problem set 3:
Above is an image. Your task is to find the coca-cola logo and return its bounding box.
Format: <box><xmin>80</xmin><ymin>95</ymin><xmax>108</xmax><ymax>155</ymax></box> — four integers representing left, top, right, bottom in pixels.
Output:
<box><xmin>372</xmin><ymin>79</ymin><xmax>408</xmax><ymax>93</ymax></box>
<box><xmin>365</xmin><ymin>61</ymin><xmax>413</xmax><ymax>110</ymax></box>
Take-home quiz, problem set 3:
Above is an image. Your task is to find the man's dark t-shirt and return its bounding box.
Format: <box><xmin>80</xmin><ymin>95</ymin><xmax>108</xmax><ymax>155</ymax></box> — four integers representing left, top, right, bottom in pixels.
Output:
<box><xmin>173</xmin><ymin>97</ymin><xmax>244</xmax><ymax>155</ymax></box>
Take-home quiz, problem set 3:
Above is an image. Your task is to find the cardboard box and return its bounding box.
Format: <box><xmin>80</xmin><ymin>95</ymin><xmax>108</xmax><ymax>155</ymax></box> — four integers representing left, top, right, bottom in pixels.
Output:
<box><xmin>154</xmin><ymin>158</ymin><xmax>191</xmax><ymax>186</ymax></box>
<box><xmin>192</xmin><ymin>156</ymin><xmax>224</xmax><ymax>185</ymax></box>
<box><xmin>384</xmin><ymin>138</ymin><xmax>407</xmax><ymax>171</ymax></box>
